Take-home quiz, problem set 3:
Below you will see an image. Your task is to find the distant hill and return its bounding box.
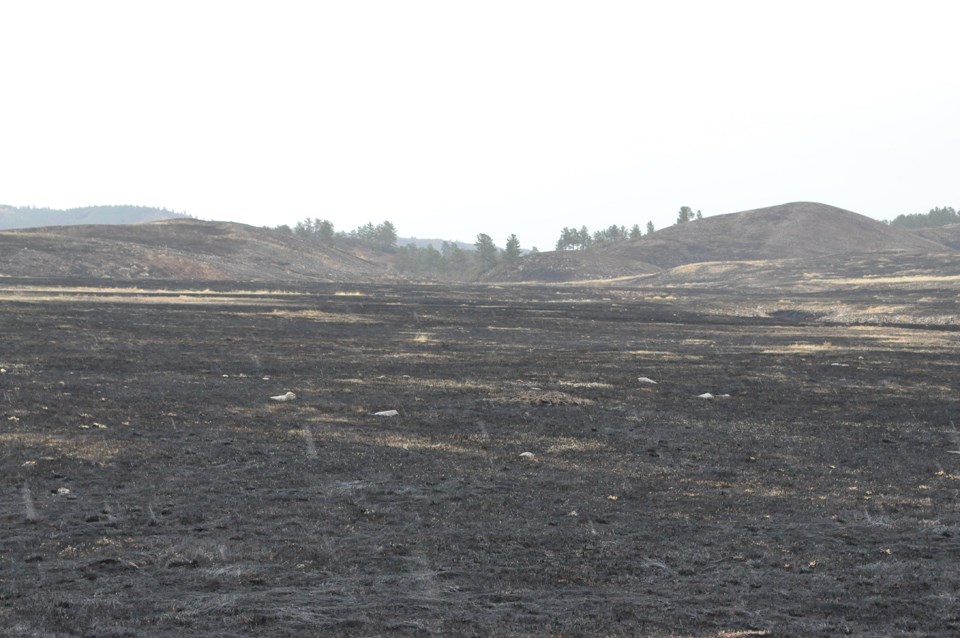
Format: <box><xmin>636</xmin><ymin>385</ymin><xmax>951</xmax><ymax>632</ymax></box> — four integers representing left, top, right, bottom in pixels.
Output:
<box><xmin>0</xmin><ymin>205</ymin><xmax>190</xmax><ymax>230</ymax></box>
<box><xmin>0</xmin><ymin>219</ymin><xmax>386</xmax><ymax>282</ymax></box>
<box><xmin>487</xmin><ymin>202</ymin><xmax>952</xmax><ymax>282</ymax></box>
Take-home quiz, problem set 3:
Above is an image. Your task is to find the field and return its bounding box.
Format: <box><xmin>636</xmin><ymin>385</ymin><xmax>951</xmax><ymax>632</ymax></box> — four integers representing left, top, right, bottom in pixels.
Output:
<box><xmin>2</xmin><ymin>278</ymin><xmax>959</xmax><ymax>636</ymax></box>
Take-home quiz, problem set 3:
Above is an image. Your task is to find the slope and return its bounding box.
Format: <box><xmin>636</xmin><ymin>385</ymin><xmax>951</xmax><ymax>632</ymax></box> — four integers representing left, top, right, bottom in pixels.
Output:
<box><xmin>487</xmin><ymin>202</ymin><xmax>951</xmax><ymax>283</ymax></box>
<box><xmin>0</xmin><ymin>219</ymin><xmax>385</xmax><ymax>282</ymax></box>
<box><xmin>908</xmin><ymin>223</ymin><xmax>960</xmax><ymax>250</ymax></box>
<box><xmin>606</xmin><ymin>202</ymin><xmax>947</xmax><ymax>268</ymax></box>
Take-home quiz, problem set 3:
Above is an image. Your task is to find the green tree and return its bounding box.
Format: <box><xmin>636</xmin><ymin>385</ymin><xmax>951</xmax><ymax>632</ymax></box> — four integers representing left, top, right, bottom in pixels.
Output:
<box><xmin>556</xmin><ymin>226</ymin><xmax>578</xmax><ymax>250</ymax></box>
<box><xmin>577</xmin><ymin>226</ymin><xmax>592</xmax><ymax>249</ymax></box>
<box><xmin>374</xmin><ymin>221</ymin><xmax>398</xmax><ymax>251</ymax></box>
<box><xmin>676</xmin><ymin>206</ymin><xmax>694</xmax><ymax>224</ymax></box>
<box><xmin>442</xmin><ymin>241</ymin><xmax>471</xmax><ymax>274</ymax></box>
<box><xmin>317</xmin><ymin>219</ymin><xmax>335</xmax><ymax>243</ymax></box>
<box><xmin>646</xmin><ymin>221</ymin><xmax>655</xmax><ymax>235</ymax></box>
<box><xmin>696</xmin><ymin>209</ymin><xmax>703</xmax><ymax>220</ymax></box>
<box><xmin>629</xmin><ymin>224</ymin><xmax>642</xmax><ymax>240</ymax></box>
<box><xmin>503</xmin><ymin>234</ymin><xmax>521</xmax><ymax>263</ymax></box>
<box><xmin>475</xmin><ymin>233</ymin><xmax>499</xmax><ymax>269</ymax></box>
<box><xmin>889</xmin><ymin>206</ymin><xmax>960</xmax><ymax>229</ymax></box>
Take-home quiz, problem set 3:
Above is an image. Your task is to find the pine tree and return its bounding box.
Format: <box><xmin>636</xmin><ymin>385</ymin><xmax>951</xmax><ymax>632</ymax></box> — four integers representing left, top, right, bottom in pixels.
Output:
<box><xmin>474</xmin><ymin>233</ymin><xmax>499</xmax><ymax>269</ymax></box>
<box><xmin>503</xmin><ymin>234</ymin><xmax>521</xmax><ymax>263</ymax></box>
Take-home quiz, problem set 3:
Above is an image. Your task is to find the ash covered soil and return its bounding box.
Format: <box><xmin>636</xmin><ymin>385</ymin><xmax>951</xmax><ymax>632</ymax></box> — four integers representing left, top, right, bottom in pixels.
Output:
<box><xmin>2</xmin><ymin>279</ymin><xmax>959</xmax><ymax>637</ymax></box>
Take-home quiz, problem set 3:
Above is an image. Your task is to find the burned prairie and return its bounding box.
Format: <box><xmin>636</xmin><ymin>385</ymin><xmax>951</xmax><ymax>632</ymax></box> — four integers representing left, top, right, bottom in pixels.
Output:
<box><xmin>1</xmin><ymin>279</ymin><xmax>959</xmax><ymax>636</ymax></box>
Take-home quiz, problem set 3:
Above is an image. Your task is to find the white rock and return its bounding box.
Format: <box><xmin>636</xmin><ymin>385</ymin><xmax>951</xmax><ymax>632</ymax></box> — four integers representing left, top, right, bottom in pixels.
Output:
<box><xmin>56</xmin><ymin>487</ymin><xmax>71</xmax><ymax>496</ymax></box>
<box><xmin>374</xmin><ymin>409</ymin><xmax>399</xmax><ymax>417</ymax></box>
<box><xmin>697</xmin><ymin>393</ymin><xmax>714</xmax><ymax>399</ymax></box>
<box><xmin>637</xmin><ymin>377</ymin><xmax>658</xmax><ymax>385</ymax></box>
<box><xmin>270</xmin><ymin>392</ymin><xmax>297</xmax><ymax>402</ymax></box>
<box><xmin>519</xmin><ymin>451</ymin><xmax>536</xmax><ymax>459</ymax></box>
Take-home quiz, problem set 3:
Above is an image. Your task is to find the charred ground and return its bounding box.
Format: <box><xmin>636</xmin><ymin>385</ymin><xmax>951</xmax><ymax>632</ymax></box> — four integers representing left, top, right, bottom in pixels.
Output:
<box><xmin>1</xmin><ymin>269</ymin><xmax>959</xmax><ymax>636</ymax></box>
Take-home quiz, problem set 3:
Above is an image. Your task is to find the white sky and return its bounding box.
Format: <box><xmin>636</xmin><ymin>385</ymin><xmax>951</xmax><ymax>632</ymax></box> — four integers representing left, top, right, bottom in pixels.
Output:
<box><xmin>2</xmin><ymin>1</ymin><xmax>958</xmax><ymax>250</ymax></box>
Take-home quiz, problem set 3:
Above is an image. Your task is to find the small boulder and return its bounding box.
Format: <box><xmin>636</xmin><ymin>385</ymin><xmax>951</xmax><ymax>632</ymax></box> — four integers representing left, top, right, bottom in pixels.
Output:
<box><xmin>270</xmin><ymin>392</ymin><xmax>297</xmax><ymax>402</ymax></box>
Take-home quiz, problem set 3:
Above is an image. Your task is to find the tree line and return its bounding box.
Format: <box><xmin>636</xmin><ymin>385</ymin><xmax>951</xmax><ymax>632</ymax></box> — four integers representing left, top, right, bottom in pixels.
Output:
<box><xmin>888</xmin><ymin>206</ymin><xmax>959</xmax><ymax>229</ymax></box>
<box><xmin>273</xmin><ymin>217</ymin><xmax>528</xmax><ymax>278</ymax></box>
<box><xmin>394</xmin><ymin>233</ymin><xmax>529</xmax><ymax>278</ymax></box>
<box><xmin>276</xmin><ymin>206</ymin><xmax>704</xmax><ymax>271</ymax></box>
<box><xmin>555</xmin><ymin>206</ymin><xmax>700</xmax><ymax>250</ymax></box>
<box><xmin>273</xmin><ymin>218</ymin><xmax>399</xmax><ymax>251</ymax></box>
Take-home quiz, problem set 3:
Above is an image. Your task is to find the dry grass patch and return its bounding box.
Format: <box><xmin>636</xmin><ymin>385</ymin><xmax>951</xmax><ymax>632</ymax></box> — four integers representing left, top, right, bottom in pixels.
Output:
<box><xmin>557</xmin><ymin>380</ymin><xmax>615</xmax><ymax>389</ymax></box>
<box><xmin>761</xmin><ymin>341</ymin><xmax>839</xmax><ymax>354</ymax></box>
<box><xmin>848</xmin><ymin>325</ymin><xmax>960</xmax><ymax>349</ymax></box>
<box><xmin>266</xmin><ymin>308</ymin><xmax>377</xmax><ymax>323</ymax></box>
<box><xmin>627</xmin><ymin>350</ymin><xmax>705</xmax><ymax>361</ymax></box>
<box><xmin>410</xmin><ymin>378</ymin><xmax>499</xmax><ymax>391</ymax></box>
<box><xmin>0</xmin><ymin>432</ymin><xmax>140</xmax><ymax>462</ymax></box>
<box><xmin>803</xmin><ymin>274</ymin><xmax>960</xmax><ymax>286</ymax></box>
<box><xmin>508</xmin><ymin>390</ymin><xmax>595</xmax><ymax>406</ymax></box>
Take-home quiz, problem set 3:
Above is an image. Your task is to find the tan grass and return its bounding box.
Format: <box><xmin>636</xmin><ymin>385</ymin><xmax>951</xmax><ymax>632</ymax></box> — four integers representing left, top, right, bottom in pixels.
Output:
<box><xmin>761</xmin><ymin>342</ymin><xmax>837</xmax><ymax>354</ymax></box>
<box><xmin>0</xmin><ymin>285</ymin><xmax>304</xmax><ymax>297</ymax></box>
<box><xmin>557</xmin><ymin>380</ymin><xmax>615</xmax><ymax>389</ymax></box>
<box><xmin>802</xmin><ymin>274</ymin><xmax>960</xmax><ymax>285</ymax></box>
<box><xmin>0</xmin><ymin>432</ymin><xmax>139</xmax><ymax>462</ymax></box>
<box><xmin>265</xmin><ymin>309</ymin><xmax>377</xmax><ymax>323</ymax></box>
<box><xmin>626</xmin><ymin>350</ymin><xmax>704</xmax><ymax>361</ymax></box>
<box><xmin>409</xmin><ymin>378</ymin><xmax>499</xmax><ymax>391</ymax></box>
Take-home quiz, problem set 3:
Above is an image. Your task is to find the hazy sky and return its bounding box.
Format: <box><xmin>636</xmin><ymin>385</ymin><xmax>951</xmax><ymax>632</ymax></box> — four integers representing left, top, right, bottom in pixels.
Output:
<box><xmin>2</xmin><ymin>1</ymin><xmax>958</xmax><ymax>249</ymax></box>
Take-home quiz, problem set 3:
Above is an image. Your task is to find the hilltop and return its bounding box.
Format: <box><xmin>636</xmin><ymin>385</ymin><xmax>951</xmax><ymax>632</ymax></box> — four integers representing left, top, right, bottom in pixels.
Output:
<box><xmin>0</xmin><ymin>219</ymin><xmax>385</xmax><ymax>281</ymax></box>
<box><xmin>0</xmin><ymin>204</ymin><xmax>190</xmax><ymax>230</ymax></box>
<box><xmin>489</xmin><ymin>202</ymin><xmax>951</xmax><ymax>282</ymax></box>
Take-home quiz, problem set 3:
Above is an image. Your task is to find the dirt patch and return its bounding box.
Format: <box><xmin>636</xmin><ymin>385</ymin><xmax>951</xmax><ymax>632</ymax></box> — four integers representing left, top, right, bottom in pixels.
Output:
<box><xmin>1</xmin><ymin>279</ymin><xmax>959</xmax><ymax>636</ymax></box>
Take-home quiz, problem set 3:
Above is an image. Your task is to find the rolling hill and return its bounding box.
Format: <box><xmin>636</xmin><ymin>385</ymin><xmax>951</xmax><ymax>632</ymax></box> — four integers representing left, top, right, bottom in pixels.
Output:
<box><xmin>1</xmin><ymin>202</ymin><xmax>956</xmax><ymax>284</ymax></box>
<box><xmin>489</xmin><ymin>202</ymin><xmax>952</xmax><ymax>282</ymax></box>
<box><xmin>0</xmin><ymin>219</ymin><xmax>385</xmax><ymax>282</ymax></box>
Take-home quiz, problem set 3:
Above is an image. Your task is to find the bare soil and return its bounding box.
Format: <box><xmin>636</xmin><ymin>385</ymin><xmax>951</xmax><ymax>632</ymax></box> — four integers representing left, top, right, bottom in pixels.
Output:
<box><xmin>2</xmin><ymin>276</ymin><xmax>959</xmax><ymax>636</ymax></box>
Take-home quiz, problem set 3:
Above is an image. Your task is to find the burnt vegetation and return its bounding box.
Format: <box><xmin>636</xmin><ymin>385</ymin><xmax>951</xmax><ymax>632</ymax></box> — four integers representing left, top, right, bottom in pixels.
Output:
<box><xmin>1</xmin><ymin>265</ymin><xmax>959</xmax><ymax>636</ymax></box>
<box><xmin>1</xmin><ymin>201</ymin><xmax>960</xmax><ymax>635</ymax></box>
